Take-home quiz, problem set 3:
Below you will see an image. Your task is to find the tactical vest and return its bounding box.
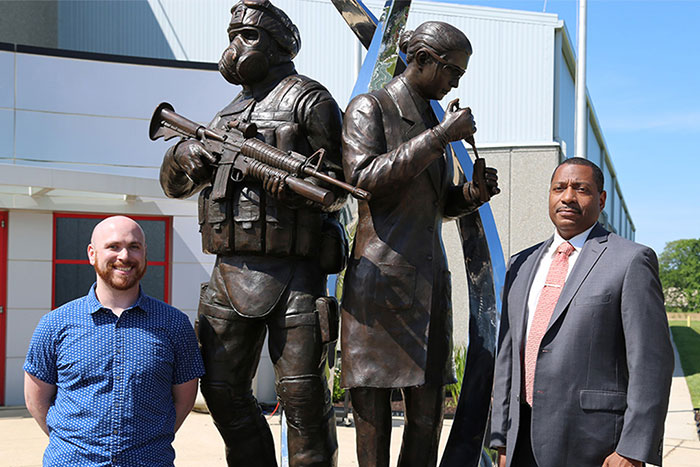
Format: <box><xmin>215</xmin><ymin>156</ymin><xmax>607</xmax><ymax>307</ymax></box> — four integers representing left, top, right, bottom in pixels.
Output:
<box><xmin>198</xmin><ymin>75</ymin><xmax>329</xmax><ymax>260</ymax></box>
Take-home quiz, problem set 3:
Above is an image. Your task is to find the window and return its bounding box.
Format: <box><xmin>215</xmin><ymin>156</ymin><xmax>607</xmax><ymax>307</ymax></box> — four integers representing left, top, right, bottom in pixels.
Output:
<box><xmin>52</xmin><ymin>213</ymin><xmax>171</xmax><ymax>308</ymax></box>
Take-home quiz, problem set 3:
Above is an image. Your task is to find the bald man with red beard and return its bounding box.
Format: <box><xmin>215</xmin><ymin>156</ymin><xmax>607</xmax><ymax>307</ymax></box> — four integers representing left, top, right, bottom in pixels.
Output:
<box><xmin>24</xmin><ymin>216</ymin><xmax>204</xmax><ymax>466</ymax></box>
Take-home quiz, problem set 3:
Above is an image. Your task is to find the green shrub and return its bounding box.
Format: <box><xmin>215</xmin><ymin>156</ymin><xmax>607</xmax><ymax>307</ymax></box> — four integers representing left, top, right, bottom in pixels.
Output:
<box><xmin>445</xmin><ymin>345</ymin><xmax>467</xmax><ymax>407</ymax></box>
<box><xmin>332</xmin><ymin>365</ymin><xmax>345</xmax><ymax>403</ymax></box>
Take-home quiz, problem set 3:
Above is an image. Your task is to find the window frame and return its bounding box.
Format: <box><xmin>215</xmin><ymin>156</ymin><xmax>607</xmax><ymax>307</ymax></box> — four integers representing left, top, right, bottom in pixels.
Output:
<box><xmin>51</xmin><ymin>212</ymin><xmax>171</xmax><ymax>309</ymax></box>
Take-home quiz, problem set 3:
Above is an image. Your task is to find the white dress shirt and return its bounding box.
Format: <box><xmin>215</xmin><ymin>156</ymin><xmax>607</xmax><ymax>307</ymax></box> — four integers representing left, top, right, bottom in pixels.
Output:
<box><xmin>524</xmin><ymin>224</ymin><xmax>596</xmax><ymax>342</ymax></box>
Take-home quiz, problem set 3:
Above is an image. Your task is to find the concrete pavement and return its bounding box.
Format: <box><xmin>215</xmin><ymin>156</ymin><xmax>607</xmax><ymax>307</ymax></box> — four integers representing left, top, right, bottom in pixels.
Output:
<box><xmin>660</xmin><ymin>338</ymin><xmax>700</xmax><ymax>466</ymax></box>
<box><xmin>0</xmin><ymin>406</ymin><xmax>453</xmax><ymax>467</ymax></box>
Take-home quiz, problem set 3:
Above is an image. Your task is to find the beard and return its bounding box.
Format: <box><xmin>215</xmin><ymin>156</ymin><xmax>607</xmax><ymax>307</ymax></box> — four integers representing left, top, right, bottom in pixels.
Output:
<box><xmin>94</xmin><ymin>255</ymin><xmax>147</xmax><ymax>291</ymax></box>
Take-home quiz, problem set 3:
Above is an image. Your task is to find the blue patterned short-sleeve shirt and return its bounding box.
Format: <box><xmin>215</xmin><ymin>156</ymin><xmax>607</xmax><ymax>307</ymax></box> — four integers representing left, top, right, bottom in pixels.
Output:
<box><xmin>24</xmin><ymin>284</ymin><xmax>205</xmax><ymax>466</ymax></box>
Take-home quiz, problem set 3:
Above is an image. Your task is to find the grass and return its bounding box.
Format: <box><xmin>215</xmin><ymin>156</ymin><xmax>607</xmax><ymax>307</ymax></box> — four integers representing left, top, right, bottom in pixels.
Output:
<box><xmin>669</xmin><ymin>320</ymin><xmax>700</xmax><ymax>408</ymax></box>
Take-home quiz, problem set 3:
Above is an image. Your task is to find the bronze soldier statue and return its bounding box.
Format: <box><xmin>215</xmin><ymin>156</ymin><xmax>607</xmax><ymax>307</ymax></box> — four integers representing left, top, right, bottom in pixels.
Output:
<box><xmin>340</xmin><ymin>22</ymin><xmax>500</xmax><ymax>467</ymax></box>
<box><xmin>159</xmin><ymin>1</ymin><xmax>345</xmax><ymax>465</ymax></box>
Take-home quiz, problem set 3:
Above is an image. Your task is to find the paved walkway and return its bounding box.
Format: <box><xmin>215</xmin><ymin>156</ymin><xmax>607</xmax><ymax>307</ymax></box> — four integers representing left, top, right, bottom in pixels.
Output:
<box><xmin>660</xmin><ymin>337</ymin><xmax>700</xmax><ymax>466</ymax></box>
<box><xmin>1</xmin><ymin>337</ymin><xmax>697</xmax><ymax>466</ymax></box>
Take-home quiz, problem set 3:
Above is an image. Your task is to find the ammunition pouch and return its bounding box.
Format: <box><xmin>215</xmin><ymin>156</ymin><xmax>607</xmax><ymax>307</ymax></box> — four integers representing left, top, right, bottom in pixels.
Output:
<box><xmin>198</xmin><ymin>178</ymin><xmax>349</xmax><ymax>269</ymax></box>
<box><xmin>316</xmin><ymin>296</ymin><xmax>339</xmax><ymax>368</ymax></box>
<box><xmin>316</xmin><ymin>296</ymin><xmax>338</xmax><ymax>345</ymax></box>
<box><xmin>199</xmin><ymin>186</ymin><xmax>234</xmax><ymax>255</ymax></box>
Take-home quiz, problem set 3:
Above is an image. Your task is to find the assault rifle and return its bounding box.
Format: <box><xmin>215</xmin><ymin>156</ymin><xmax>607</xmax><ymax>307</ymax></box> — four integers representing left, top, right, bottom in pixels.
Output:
<box><xmin>149</xmin><ymin>102</ymin><xmax>371</xmax><ymax>207</ymax></box>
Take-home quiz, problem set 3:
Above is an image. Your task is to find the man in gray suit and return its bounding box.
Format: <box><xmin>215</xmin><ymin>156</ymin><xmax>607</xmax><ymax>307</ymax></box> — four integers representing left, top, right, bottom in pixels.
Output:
<box><xmin>490</xmin><ymin>158</ymin><xmax>673</xmax><ymax>467</ymax></box>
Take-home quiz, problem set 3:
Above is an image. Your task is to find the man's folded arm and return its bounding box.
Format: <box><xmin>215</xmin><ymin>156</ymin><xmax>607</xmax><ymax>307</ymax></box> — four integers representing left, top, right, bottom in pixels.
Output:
<box><xmin>24</xmin><ymin>372</ymin><xmax>57</xmax><ymax>436</ymax></box>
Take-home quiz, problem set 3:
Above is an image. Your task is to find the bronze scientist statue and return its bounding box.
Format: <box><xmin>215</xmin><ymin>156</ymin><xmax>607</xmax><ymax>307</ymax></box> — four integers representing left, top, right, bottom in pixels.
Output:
<box><xmin>340</xmin><ymin>21</ymin><xmax>500</xmax><ymax>467</ymax></box>
<box><xmin>158</xmin><ymin>1</ymin><xmax>346</xmax><ymax>465</ymax></box>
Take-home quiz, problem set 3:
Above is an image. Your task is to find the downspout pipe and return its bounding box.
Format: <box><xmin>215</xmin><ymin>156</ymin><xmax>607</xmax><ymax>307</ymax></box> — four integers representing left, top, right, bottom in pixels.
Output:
<box><xmin>575</xmin><ymin>0</ymin><xmax>587</xmax><ymax>159</ymax></box>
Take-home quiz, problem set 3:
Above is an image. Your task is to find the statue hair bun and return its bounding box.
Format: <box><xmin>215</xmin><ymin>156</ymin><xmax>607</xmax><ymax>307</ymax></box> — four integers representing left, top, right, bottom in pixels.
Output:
<box><xmin>399</xmin><ymin>30</ymin><xmax>413</xmax><ymax>54</ymax></box>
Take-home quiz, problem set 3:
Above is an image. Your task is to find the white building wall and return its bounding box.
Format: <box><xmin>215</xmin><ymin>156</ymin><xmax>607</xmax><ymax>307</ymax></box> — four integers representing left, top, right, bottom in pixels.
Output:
<box><xmin>4</xmin><ymin>50</ymin><xmax>235</xmax><ymax>177</ymax></box>
<box><xmin>587</xmin><ymin>121</ymin><xmax>602</xmax><ymax>169</ymax></box>
<box><xmin>555</xmin><ymin>36</ymin><xmax>576</xmax><ymax>158</ymax></box>
<box><xmin>4</xmin><ymin>211</ymin><xmax>53</xmax><ymax>405</ymax></box>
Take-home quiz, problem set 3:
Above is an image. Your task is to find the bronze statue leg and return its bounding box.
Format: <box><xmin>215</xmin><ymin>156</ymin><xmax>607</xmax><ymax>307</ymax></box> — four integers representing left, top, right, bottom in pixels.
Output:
<box><xmin>398</xmin><ymin>384</ymin><xmax>445</xmax><ymax>467</ymax></box>
<box><xmin>349</xmin><ymin>387</ymin><xmax>393</xmax><ymax>467</ymax></box>
<box><xmin>197</xmin><ymin>289</ymin><xmax>278</xmax><ymax>467</ymax></box>
<box><xmin>268</xmin><ymin>286</ymin><xmax>338</xmax><ymax>467</ymax></box>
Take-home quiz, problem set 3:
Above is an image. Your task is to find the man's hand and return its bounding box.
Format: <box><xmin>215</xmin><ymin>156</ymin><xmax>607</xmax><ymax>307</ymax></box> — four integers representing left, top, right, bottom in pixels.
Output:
<box><xmin>602</xmin><ymin>452</ymin><xmax>642</xmax><ymax>467</ymax></box>
<box><xmin>262</xmin><ymin>172</ymin><xmax>287</xmax><ymax>199</ymax></box>
<box><xmin>496</xmin><ymin>447</ymin><xmax>506</xmax><ymax>467</ymax></box>
<box><xmin>171</xmin><ymin>140</ymin><xmax>216</xmax><ymax>184</ymax></box>
<box><xmin>24</xmin><ymin>372</ymin><xmax>57</xmax><ymax>437</ymax></box>
<box><xmin>464</xmin><ymin>166</ymin><xmax>500</xmax><ymax>203</ymax></box>
<box><xmin>436</xmin><ymin>98</ymin><xmax>476</xmax><ymax>143</ymax></box>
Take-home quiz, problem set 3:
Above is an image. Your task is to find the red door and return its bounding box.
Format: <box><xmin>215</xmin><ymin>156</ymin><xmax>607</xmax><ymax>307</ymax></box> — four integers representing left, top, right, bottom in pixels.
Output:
<box><xmin>0</xmin><ymin>212</ymin><xmax>7</xmax><ymax>405</ymax></box>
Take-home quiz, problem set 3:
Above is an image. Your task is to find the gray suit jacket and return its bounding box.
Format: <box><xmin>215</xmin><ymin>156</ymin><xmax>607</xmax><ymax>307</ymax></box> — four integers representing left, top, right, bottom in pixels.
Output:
<box><xmin>490</xmin><ymin>223</ymin><xmax>673</xmax><ymax>467</ymax></box>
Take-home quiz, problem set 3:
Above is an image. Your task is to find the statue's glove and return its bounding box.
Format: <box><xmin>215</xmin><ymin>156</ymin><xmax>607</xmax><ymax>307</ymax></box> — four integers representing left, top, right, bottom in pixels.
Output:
<box><xmin>463</xmin><ymin>166</ymin><xmax>500</xmax><ymax>203</ymax></box>
<box><xmin>434</xmin><ymin>98</ymin><xmax>477</xmax><ymax>144</ymax></box>
<box><xmin>261</xmin><ymin>171</ymin><xmax>288</xmax><ymax>200</ymax></box>
<box><xmin>168</xmin><ymin>139</ymin><xmax>215</xmax><ymax>185</ymax></box>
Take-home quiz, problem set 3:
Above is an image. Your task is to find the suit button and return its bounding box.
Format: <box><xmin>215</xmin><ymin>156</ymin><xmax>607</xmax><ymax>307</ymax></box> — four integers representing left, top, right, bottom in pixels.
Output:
<box><xmin>427</xmin><ymin>226</ymin><xmax>434</xmax><ymax>232</ymax></box>
<box><xmin>433</xmin><ymin>201</ymin><xmax>439</xmax><ymax>207</ymax></box>
<box><xmin>427</xmin><ymin>255</ymin><xmax>433</xmax><ymax>261</ymax></box>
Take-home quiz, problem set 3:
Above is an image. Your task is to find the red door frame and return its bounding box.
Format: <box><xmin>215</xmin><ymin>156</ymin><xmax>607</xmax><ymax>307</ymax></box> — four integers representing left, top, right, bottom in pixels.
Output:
<box><xmin>0</xmin><ymin>211</ymin><xmax>7</xmax><ymax>405</ymax></box>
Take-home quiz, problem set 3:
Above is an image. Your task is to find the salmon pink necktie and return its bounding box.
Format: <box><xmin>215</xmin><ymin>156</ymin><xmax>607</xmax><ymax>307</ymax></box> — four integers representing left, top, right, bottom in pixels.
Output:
<box><xmin>524</xmin><ymin>241</ymin><xmax>575</xmax><ymax>406</ymax></box>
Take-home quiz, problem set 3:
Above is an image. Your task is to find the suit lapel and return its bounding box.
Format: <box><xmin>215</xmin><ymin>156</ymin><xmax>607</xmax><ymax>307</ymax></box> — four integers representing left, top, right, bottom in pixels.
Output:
<box><xmin>546</xmin><ymin>224</ymin><xmax>609</xmax><ymax>332</ymax></box>
<box><xmin>515</xmin><ymin>238</ymin><xmax>553</xmax><ymax>345</ymax></box>
<box><xmin>385</xmin><ymin>79</ymin><xmax>442</xmax><ymax>195</ymax></box>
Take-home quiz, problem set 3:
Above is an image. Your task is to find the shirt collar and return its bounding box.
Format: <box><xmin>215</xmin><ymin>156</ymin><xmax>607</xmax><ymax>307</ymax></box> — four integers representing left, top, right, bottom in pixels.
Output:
<box><xmin>86</xmin><ymin>283</ymin><xmax>148</xmax><ymax>315</ymax></box>
<box><xmin>551</xmin><ymin>223</ymin><xmax>596</xmax><ymax>256</ymax></box>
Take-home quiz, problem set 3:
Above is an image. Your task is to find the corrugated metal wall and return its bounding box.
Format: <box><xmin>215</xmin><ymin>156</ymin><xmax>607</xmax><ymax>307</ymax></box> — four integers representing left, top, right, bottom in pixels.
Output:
<box><xmin>401</xmin><ymin>1</ymin><xmax>559</xmax><ymax>144</ymax></box>
<box><xmin>59</xmin><ymin>0</ymin><xmax>175</xmax><ymax>59</ymax></box>
<box><xmin>149</xmin><ymin>0</ymin><xmax>560</xmax><ymax>144</ymax></box>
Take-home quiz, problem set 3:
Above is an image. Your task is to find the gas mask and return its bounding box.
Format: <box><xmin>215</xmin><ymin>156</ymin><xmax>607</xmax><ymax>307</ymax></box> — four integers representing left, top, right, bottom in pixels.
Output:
<box><xmin>219</xmin><ymin>27</ymin><xmax>272</xmax><ymax>85</ymax></box>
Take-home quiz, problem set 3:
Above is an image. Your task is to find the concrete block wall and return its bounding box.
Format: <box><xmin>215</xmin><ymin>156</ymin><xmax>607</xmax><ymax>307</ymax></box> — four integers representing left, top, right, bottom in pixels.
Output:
<box><xmin>482</xmin><ymin>145</ymin><xmax>561</xmax><ymax>259</ymax></box>
<box><xmin>444</xmin><ymin>145</ymin><xmax>561</xmax><ymax>349</ymax></box>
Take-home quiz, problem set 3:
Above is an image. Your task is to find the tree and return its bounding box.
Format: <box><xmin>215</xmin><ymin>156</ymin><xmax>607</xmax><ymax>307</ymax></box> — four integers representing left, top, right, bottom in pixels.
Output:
<box><xmin>658</xmin><ymin>239</ymin><xmax>700</xmax><ymax>312</ymax></box>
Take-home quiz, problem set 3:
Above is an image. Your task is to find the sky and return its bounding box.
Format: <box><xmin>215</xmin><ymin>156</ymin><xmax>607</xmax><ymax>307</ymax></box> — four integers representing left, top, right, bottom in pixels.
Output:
<box><xmin>432</xmin><ymin>0</ymin><xmax>700</xmax><ymax>255</ymax></box>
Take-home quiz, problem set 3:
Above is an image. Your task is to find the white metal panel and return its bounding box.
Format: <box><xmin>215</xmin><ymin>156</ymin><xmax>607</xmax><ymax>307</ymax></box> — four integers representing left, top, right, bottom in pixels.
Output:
<box><xmin>15</xmin><ymin>53</ymin><xmax>234</xmax><ymax>121</ymax></box>
<box><xmin>0</xmin><ymin>109</ymin><xmax>12</xmax><ymax>160</ymax></box>
<box><xmin>586</xmin><ymin>121</ymin><xmax>601</xmax><ymax>167</ymax></box>
<box><xmin>15</xmin><ymin>110</ymin><xmax>162</xmax><ymax>171</ymax></box>
<box><xmin>556</xmin><ymin>46</ymin><xmax>575</xmax><ymax>157</ymax></box>
<box><xmin>400</xmin><ymin>4</ymin><xmax>557</xmax><ymax>143</ymax></box>
<box><xmin>154</xmin><ymin>0</ymin><xmax>559</xmax><ymax>142</ymax></box>
<box><xmin>8</xmin><ymin>51</ymin><xmax>239</xmax><ymax>176</ymax></box>
<box><xmin>0</xmin><ymin>51</ymin><xmax>13</xmax><ymax>109</ymax></box>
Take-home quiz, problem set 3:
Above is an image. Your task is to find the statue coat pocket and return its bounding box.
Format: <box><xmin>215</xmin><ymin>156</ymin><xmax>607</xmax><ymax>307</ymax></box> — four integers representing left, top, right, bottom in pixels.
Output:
<box><xmin>372</xmin><ymin>263</ymin><xmax>416</xmax><ymax>310</ymax></box>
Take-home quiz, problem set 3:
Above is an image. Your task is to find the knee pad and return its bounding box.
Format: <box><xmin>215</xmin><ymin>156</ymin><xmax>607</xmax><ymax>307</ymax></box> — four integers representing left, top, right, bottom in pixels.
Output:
<box><xmin>276</xmin><ymin>375</ymin><xmax>332</xmax><ymax>429</ymax></box>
